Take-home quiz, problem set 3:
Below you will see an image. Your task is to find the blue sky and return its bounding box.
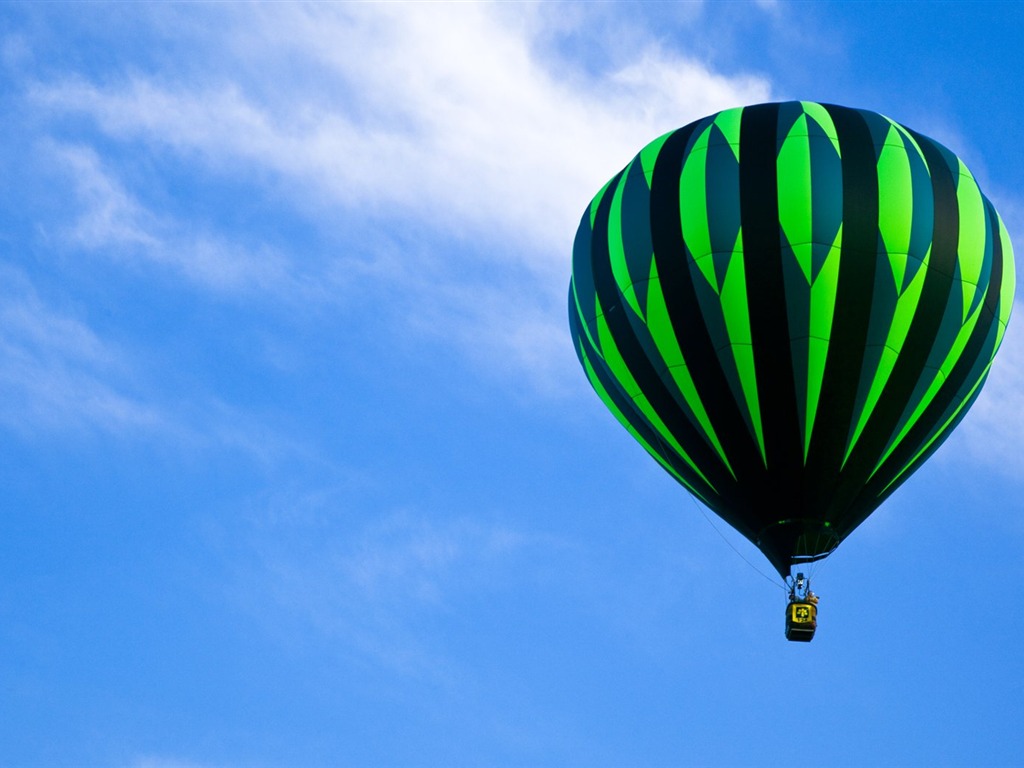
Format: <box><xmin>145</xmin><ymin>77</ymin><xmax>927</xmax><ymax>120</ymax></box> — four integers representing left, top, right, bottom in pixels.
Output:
<box><xmin>1</xmin><ymin>3</ymin><xmax>1022</xmax><ymax>766</ymax></box>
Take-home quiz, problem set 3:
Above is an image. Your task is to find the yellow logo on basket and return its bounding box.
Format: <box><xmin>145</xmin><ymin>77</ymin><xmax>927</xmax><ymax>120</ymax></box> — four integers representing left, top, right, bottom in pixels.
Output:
<box><xmin>791</xmin><ymin>604</ymin><xmax>814</xmax><ymax>623</ymax></box>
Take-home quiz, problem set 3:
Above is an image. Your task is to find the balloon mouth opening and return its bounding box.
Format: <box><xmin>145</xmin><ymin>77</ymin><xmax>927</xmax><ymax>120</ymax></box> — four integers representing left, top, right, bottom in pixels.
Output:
<box><xmin>756</xmin><ymin>519</ymin><xmax>841</xmax><ymax>573</ymax></box>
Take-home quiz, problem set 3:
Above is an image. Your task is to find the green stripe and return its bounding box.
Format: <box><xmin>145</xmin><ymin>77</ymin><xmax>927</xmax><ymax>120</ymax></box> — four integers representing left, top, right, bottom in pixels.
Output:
<box><xmin>777</xmin><ymin>112</ymin><xmax>814</xmax><ymax>283</ymax></box>
<box><xmin>871</xmin><ymin>296</ymin><xmax>987</xmax><ymax>476</ymax></box>
<box><xmin>996</xmin><ymin>213</ymin><xmax>1016</xmax><ymax>346</ymax></box>
<box><xmin>639</xmin><ymin>130</ymin><xmax>674</xmax><ymax>182</ymax></box>
<box><xmin>580</xmin><ymin>341</ymin><xmax>709</xmax><ymax>503</ymax></box>
<box><xmin>877</xmin><ymin>123</ymin><xmax>914</xmax><ymax>285</ymax></box>
<box><xmin>596</xmin><ymin>305</ymin><xmax>715</xmax><ymax>488</ymax></box>
<box><xmin>645</xmin><ymin>255</ymin><xmax>735</xmax><ymax>476</ymax></box>
<box><xmin>879</xmin><ymin>357</ymin><xmax>993</xmax><ymax>494</ymax></box>
<box><xmin>844</xmin><ymin>244</ymin><xmax>931</xmax><ymax>465</ymax></box>
<box><xmin>719</xmin><ymin>228</ymin><xmax>766</xmax><ymax>464</ymax></box>
<box><xmin>956</xmin><ymin>160</ymin><xmax>987</xmax><ymax>323</ymax></box>
<box><xmin>607</xmin><ymin>161</ymin><xmax>643</xmax><ymax>317</ymax></box>
<box><xmin>806</xmin><ymin>229</ymin><xmax>842</xmax><ymax>460</ymax></box>
<box><xmin>680</xmin><ymin>125</ymin><xmax>715</xmax><ymax>288</ymax></box>
<box><xmin>801</xmin><ymin>101</ymin><xmax>841</xmax><ymax>155</ymax></box>
<box><xmin>712</xmin><ymin>106</ymin><xmax>743</xmax><ymax>160</ymax></box>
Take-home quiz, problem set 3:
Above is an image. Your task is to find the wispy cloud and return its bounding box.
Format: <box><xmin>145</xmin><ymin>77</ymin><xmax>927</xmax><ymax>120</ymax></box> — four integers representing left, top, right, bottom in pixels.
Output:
<box><xmin>0</xmin><ymin>265</ymin><xmax>165</xmax><ymax>435</ymax></box>
<box><xmin>51</xmin><ymin>142</ymin><xmax>304</xmax><ymax>299</ymax></box>
<box><xmin>27</xmin><ymin>4</ymin><xmax>771</xmax><ymax>395</ymax></box>
<box><xmin>0</xmin><ymin>259</ymin><xmax>312</xmax><ymax>461</ymax></box>
<box><xmin>946</xmin><ymin>301</ymin><xmax>1024</xmax><ymax>477</ymax></box>
<box><xmin>33</xmin><ymin>6</ymin><xmax>769</xmax><ymax>264</ymax></box>
<box><xmin>238</xmin><ymin>502</ymin><xmax>548</xmax><ymax>680</ymax></box>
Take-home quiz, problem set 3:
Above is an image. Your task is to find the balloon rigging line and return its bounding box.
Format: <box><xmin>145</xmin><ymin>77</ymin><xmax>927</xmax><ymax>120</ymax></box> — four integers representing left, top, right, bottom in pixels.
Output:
<box><xmin>685</xmin><ymin>493</ymin><xmax>786</xmax><ymax>592</ymax></box>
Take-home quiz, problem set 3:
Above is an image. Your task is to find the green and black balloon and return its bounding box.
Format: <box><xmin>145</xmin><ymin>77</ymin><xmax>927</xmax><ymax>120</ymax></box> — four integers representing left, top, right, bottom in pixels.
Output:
<box><xmin>569</xmin><ymin>101</ymin><xmax>1015</xmax><ymax>578</ymax></box>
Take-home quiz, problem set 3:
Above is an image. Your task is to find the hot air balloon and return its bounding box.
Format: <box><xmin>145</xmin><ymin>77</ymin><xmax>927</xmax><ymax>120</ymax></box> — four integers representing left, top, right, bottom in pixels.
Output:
<box><xmin>568</xmin><ymin>101</ymin><xmax>1015</xmax><ymax>640</ymax></box>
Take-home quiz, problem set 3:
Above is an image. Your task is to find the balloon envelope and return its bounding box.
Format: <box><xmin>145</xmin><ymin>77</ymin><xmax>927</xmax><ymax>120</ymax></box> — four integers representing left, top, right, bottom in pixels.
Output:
<box><xmin>569</xmin><ymin>101</ymin><xmax>1015</xmax><ymax>578</ymax></box>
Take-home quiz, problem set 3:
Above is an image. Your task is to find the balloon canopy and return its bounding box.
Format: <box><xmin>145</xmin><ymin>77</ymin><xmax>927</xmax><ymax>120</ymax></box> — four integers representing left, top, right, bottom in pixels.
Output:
<box><xmin>569</xmin><ymin>101</ymin><xmax>1015</xmax><ymax>578</ymax></box>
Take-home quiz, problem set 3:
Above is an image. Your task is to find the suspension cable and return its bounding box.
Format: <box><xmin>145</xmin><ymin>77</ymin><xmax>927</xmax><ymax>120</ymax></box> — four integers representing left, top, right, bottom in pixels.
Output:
<box><xmin>685</xmin><ymin>494</ymin><xmax>787</xmax><ymax>592</ymax></box>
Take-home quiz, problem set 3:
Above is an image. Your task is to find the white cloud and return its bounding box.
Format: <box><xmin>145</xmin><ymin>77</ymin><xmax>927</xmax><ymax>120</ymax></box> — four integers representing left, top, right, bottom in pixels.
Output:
<box><xmin>34</xmin><ymin>6</ymin><xmax>769</xmax><ymax>272</ymax></box>
<box><xmin>0</xmin><ymin>266</ymin><xmax>165</xmax><ymax>435</ymax></box>
<box><xmin>234</xmin><ymin>488</ymin><xmax>726</xmax><ymax>678</ymax></box>
<box><xmin>28</xmin><ymin>3</ymin><xmax>771</xmax><ymax>393</ymax></box>
<box><xmin>51</xmin><ymin>142</ymin><xmax>304</xmax><ymax>298</ymax></box>
<box><xmin>343</xmin><ymin>512</ymin><xmax>526</xmax><ymax>603</ymax></box>
<box><xmin>948</xmin><ymin>300</ymin><xmax>1024</xmax><ymax>477</ymax></box>
<box><xmin>241</xmin><ymin>503</ymin><xmax>545</xmax><ymax>679</ymax></box>
<box><xmin>0</xmin><ymin>261</ymin><xmax>311</xmax><ymax>459</ymax></box>
<box><xmin>55</xmin><ymin>142</ymin><xmax>159</xmax><ymax>251</ymax></box>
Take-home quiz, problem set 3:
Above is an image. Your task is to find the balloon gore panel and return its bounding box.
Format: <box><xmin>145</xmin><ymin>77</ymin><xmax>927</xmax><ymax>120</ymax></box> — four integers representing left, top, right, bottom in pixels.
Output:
<box><xmin>568</xmin><ymin>101</ymin><xmax>1015</xmax><ymax>578</ymax></box>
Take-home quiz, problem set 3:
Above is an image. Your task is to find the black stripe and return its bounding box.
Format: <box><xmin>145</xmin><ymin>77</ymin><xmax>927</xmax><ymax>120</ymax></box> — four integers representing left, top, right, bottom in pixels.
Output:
<box><xmin>862</xmin><ymin>196</ymin><xmax>1005</xmax><ymax>505</ymax></box>
<box><xmin>587</xmin><ymin>159</ymin><xmax>741</xmax><ymax>513</ymax></box>
<box><xmin>868</xmin><ymin>372</ymin><xmax>985</xmax><ymax>517</ymax></box>
<box><xmin>570</xmin><ymin>307</ymin><xmax>714</xmax><ymax>498</ymax></box>
<box><xmin>739</xmin><ymin>103</ymin><xmax>804</xmax><ymax>507</ymax></box>
<box><xmin>831</xmin><ymin>126</ymin><xmax>963</xmax><ymax>532</ymax></box>
<box><xmin>651</xmin><ymin>119</ymin><xmax>768</xmax><ymax>532</ymax></box>
<box><xmin>803</xmin><ymin>104</ymin><xmax>880</xmax><ymax>521</ymax></box>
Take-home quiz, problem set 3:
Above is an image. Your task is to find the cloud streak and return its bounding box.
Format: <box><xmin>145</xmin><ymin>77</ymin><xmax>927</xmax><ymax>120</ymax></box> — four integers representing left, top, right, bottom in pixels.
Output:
<box><xmin>0</xmin><ymin>259</ymin><xmax>313</xmax><ymax>461</ymax></box>
<box><xmin>51</xmin><ymin>142</ymin><xmax>304</xmax><ymax>299</ymax></box>
<box><xmin>0</xmin><ymin>265</ymin><xmax>165</xmax><ymax>435</ymax></box>
<box><xmin>241</xmin><ymin>503</ymin><xmax>544</xmax><ymax>681</ymax></box>
<box><xmin>26</xmin><ymin>4</ymin><xmax>771</xmax><ymax>395</ymax></box>
<box><xmin>946</xmin><ymin>300</ymin><xmax>1024</xmax><ymax>477</ymax></box>
<box><xmin>33</xmin><ymin>5</ymin><xmax>770</xmax><ymax>266</ymax></box>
